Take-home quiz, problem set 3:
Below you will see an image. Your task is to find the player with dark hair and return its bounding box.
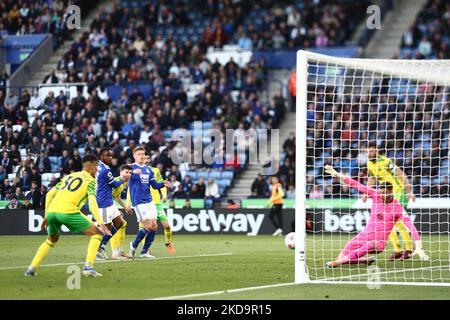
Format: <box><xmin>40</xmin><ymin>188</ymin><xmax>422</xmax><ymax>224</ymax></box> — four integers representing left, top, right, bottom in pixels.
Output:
<box><xmin>25</xmin><ymin>155</ymin><xmax>111</xmax><ymax>277</ymax></box>
<box><xmin>365</xmin><ymin>141</ymin><xmax>429</xmax><ymax>260</ymax></box>
<box><xmin>324</xmin><ymin>165</ymin><xmax>427</xmax><ymax>268</ymax></box>
<box><xmin>266</xmin><ymin>176</ymin><xmax>285</xmax><ymax>236</ymax></box>
<box><xmin>95</xmin><ymin>148</ymin><xmax>133</xmax><ymax>260</ymax></box>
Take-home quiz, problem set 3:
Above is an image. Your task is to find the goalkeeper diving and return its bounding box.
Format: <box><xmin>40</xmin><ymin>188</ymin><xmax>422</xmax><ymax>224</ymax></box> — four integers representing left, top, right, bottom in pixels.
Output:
<box><xmin>324</xmin><ymin>165</ymin><xmax>428</xmax><ymax>268</ymax></box>
<box><xmin>365</xmin><ymin>141</ymin><xmax>429</xmax><ymax>260</ymax></box>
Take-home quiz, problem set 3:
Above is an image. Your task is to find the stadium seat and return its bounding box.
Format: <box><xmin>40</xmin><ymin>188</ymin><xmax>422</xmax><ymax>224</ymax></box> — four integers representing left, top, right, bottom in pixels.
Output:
<box><xmin>27</xmin><ymin>109</ymin><xmax>37</xmax><ymax>118</ymax></box>
<box><xmin>209</xmin><ymin>171</ymin><xmax>221</xmax><ymax>180</ymax></box>
<box><xmin>185</xmin><ymin>171</ymin><xmax>197</xmax><ymax>180</ymax></box>
<box><xmin>119</xmin><ymin>139</ymin><xmax>128</xmax><ymax>147</ymax></box>
<box><xmin>48</xmin><ymin>156</ymin><xmax>59</xmax><ymax>165</ymax></box>
<box><xmin>217</xmin><ymin>179</ymin><xmax>230</xmax><ymax>188</ymax></box>
<box><xmin>12</xmin><ymin>125</ymin><xmax>22</xmax><ymax>132</ymax></box>
<box><xmin>221</xmin><ymin>171</ymin><xmax>234</xmax><ymax>180</ymax></box>
<box><xmin>163</xmin><ymin>130</ymin><xmax>174</xmax><ymax>140</ymax></box>
<box><xmin>197</xmin><ymin>171</ymin><xmax>209</xmax><ymax>179</ymax></box>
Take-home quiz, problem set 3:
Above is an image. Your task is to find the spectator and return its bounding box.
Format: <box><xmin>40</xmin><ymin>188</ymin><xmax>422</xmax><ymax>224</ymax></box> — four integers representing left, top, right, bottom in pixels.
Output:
<box><xmin>0</xmin><ymin>165</ymin><xmax>5</xmax><ymax>181</ymax></box>
<box><xmin>29</xmin><ymin>181</ymin><xmax>41</xmax><ymax>210</ymax></box>
<box><xmin>251</xmin><ymin>174</ymin><xmax>269</xmax><ymax>197</ymax></box>
<box><xmin>237</xmin><ymin>31</ymin><xmax>252</xmax><ymax>50</ymax></box>
<box><xmin>205</xmin><ymin>178</ymin><xmax>220</xmax><ymax>198</ymax></box>
<box><xmin>309</xmin><ymin>185</ymin><xmax>324</xmax><ymax>199</ymax></box>
<box><xmin>4</xmin><ymin>90</ymin><xmax>18</xmax><ymax>109</ymax></box>
<box><xmin>29</xmin><ymin>91</ymin><xmax>42</xmax><ymax>109</ymax></box>
<box><xmin>35</xmin><ymin>151</ymin><xmax>51</xmax><ymax>173</ymax></box>
<box><xmin>184</xmin><ymin>198</ymin><xmax>192</xmax><ymax>209</ymax></box>
<box><xmin>226</xmin><ymin>199</ymin><xmax>239</xmax><ymax>209</ymax></box>
<box><xmin>29</xmin><ymin>168</ymin><xmax>41</xmax><ymax>187</ymax></box>
<box><xmin>26</xmin><ymin>137</ymin><xmax>42</xmax><ymax>155</ymax></box>
<box><xmin>168</xmin><ymin>174</ymin><xmax>181</xmax><ymax>195</ymax></box>
<box><xmin>48</xmin><ymin>133</ymin><xmax>63</xmax><ymax>156</ymax></box>
<box><xmin>418</xmin><ymin>36</ymin><xmax>432</xmax><ymax>57</ymax></box>
<box><xmin>0</xmin><ymin>69</ymin><xmax>8</xmax><ymax>94</ymax></box>
<box><xmin>286</xmin><ymin>184</ymin><xmax>296</xmax><ymax>199</ymax></box>
<box><xmin>1</xmin><ymin>151</ymin><xmax>12</xmax><ymax>173</ymax></box>
<box><xmin>40</xmin><ymin>185</ymin><xmax>48</xmax><ymax>209</ymax></box>
<box><xmin>0</xmin><ymin>179</ymin><xmax>13</xmax><ymax>199</ymax></box>
<box><xmin>22</xmin><ymin>195</ymin><xmax>33</xmax><ymax>209</ymax></box>
<box><xmin>182</xmin><ymin>175</ymin><xmax>193</xmax><ymax>194</ymax></box>
<box><xmin>7</xmin><ymin>195</ymin><xmax>20</xmax><ymax>209</ymax></box>
<box><xmin>189</xmin><ymin>184</ymin><xmax>203</xmax><ymax>198</ymax></box>
<box><xmin>196</xmin><ymin>176</ymin><xmax>206</xmax><ymax>197</ymax></box>
<box><xmin>172</xmin><ymin>184</ymin><xmax>187</xmax><ymax>199</ymax></box>
<box><xmin>14</xmin><ymin>187</ymin><xmax>25</xmax><ymax>200</ymax></box>
<box><xmin>247</xmin><ymin>190</ymin><xmax>259</xmax><ymax>199</ymax></box>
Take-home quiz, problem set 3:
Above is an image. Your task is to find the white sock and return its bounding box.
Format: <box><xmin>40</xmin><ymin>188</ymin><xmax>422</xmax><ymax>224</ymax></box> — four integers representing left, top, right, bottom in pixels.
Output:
<box><xmin>414</xmin><ymin>240</ymin><xmax>424</xmax><ymax>251</ymax></box>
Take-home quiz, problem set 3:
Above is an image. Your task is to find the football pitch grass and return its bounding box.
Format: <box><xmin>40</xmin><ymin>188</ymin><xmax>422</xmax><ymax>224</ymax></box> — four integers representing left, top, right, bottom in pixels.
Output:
<box><xmin>0</xmin><ymin>234</ymin><xmax>449</xmax><ymax>300</ymax></box>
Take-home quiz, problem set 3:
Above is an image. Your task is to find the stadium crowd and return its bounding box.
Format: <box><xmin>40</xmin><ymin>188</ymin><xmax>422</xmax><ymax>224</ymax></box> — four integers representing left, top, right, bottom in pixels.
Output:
<box><xmin>400</xmin><ymin>0</ymin><xmax>450</xmax><ymax>59</ymax></box>
<box><xmin>0</xmin><ymin>1</ymin><xmax>292</xmax><ymax>206</ymax></box>
<box><xmin>5</xmin><ymin>0</ymin><xmax>448</xmax><ymax>206</ymax></box>
<box><xmin>274</xmin><ymin>0</ymin><xmax>450</xmax><ymax>200</ymax></box>
<box><xmin>0</xmin><ymin>0</ymin><xmax>100</xmax><ymax>48</ymax></box>
<box><xmin>304</xmin><ymin>83</ymin><xmax>450</xmax><ymax>198</ymax></box>
<box><xmin>234</xmin><ymin>0</ymin><xmax>371</xmax><ymax>50</ymax></box>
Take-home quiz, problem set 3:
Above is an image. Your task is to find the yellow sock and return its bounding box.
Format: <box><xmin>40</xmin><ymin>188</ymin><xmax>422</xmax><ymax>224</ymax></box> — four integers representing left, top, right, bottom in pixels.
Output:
<box><xmin>396</xmin><ymin>221</ymin><xmax>413</xmax><ymax>251</ymax></box>
<box><xmin>110</xmin><ymin>230</ymin><xmax>119</xmax><ymax>252</ymax></box>
<box><xmin>86</xmin><ymin>234</ymin><xmax>102</xmax><ymax>266</ymax></box>
<box><xmin>389</xmin><ymin>228</ymin><xmax>403</xmax><ymax>253</ymax></box>
<box><xmin>31</xmin><ymin>239</ymin><xmax>55</xmax><ymax>269</ymax></box>
<box><xmin>111</xmin><ymin>221</ymin><xmax>127</xmax><ymax>252</ymax></box>
<box><xmin>164</xmin><ymin>227</ymin><xmax>173</xmax><ymax>245</ymax></box>
<box><xmin>139</xmin><ymin>222</ymin><xmax>145</xmax><ymax>245</ymax></box>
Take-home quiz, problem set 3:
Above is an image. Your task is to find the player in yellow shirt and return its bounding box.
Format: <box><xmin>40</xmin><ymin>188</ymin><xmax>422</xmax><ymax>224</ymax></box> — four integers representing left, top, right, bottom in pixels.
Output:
<box><xmin>366</xmin><ymin>141</ymin><xmax>429</xmax><ymax>260</ymax></box>
<box><xmin>265</xmin><ymin>176</ymin><xmax>285</xmax><ymax>236</ymax></box>
<box><xmin>25</xmin><ymin>155</ymin><xmax>112</xmax><ymax>277</ymax></box>
<box><xmin>106</xmin><ymin>172</ymin><xmax>133</xmax><ymax>259</ymax></box>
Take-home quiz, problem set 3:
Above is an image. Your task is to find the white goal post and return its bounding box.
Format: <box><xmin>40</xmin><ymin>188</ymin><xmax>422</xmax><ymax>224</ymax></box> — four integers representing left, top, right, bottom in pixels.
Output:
<box><xmin>295</xmin><ymin>50</ymin><xmax>450</xmax><ymax>286</ymax></box>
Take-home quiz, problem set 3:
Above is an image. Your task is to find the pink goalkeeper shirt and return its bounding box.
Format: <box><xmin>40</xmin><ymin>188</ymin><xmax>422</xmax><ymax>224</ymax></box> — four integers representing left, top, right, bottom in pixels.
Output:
<box><xmin>342</xmin><ymin>176</ymin><xmax>419</xmax><ymax>241</ymax></box>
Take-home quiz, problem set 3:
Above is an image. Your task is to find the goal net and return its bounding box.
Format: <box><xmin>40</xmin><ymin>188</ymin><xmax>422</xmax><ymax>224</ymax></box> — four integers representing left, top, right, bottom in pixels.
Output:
<box><xmin>295</xmin><ymin>50</ymin><xmax>450</xmax><ymax>286</ymax></box>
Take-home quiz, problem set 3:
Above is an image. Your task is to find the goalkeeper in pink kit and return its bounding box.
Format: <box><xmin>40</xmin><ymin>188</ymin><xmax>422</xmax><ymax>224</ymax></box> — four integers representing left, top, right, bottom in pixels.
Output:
<box><xmin>324</xmin><ymin>165</ymin><xmax>427</xmax><ymax>268</ymax></box>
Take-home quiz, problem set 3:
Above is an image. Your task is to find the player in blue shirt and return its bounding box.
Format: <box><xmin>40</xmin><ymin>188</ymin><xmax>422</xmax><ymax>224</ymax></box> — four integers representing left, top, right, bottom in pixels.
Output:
<box><xmin>129</xmin><ymin>146</ymin><xmax>170</xmax><ymax>257</ymax></box>
<box><xmin>96</xmin><ymin>148</ymin><xmax>133</xmax><ymax>260</ymax></box>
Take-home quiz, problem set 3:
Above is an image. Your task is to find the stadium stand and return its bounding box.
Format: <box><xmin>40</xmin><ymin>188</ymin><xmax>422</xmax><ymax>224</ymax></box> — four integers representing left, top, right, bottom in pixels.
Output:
<box><xmin>232</xmin><ymin>0</ymin><xmax>371</xmax><ymax>49</ymax></box>
<box><xmin>0</xmin><ymin>0</ymin><xmax>281</xmax><ymax>203</ymax></box>
<box><xmin>0</xmin><ymin>0</ymin><xmax>100</xmax><ymax>48</ymax></box>
<box><xmin>399</xmin><ymin>0</ymin><xmax>450</xmax><ymax>59</ymax></box>
<box><xmin>2</xmin><ymin>0</ymin><xmax>428</xmax><ymax>206</ymax></box>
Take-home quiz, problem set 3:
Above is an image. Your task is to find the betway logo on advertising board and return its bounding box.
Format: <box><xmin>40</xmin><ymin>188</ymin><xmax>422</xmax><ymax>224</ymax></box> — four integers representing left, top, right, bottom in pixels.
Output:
<box><xmin>28</xmin><ymin>209</ymin><xmax>266</xmax><ymax>236</ymax></box>
<box><xmin>167</xmin><ymin>209</ymin><xmax>265</xmax><ymax>236</ymax></box>
<box><xmin>323</xmin><ymin>209</ymin><xmax>416</xmax><ymax>232</ymax></box>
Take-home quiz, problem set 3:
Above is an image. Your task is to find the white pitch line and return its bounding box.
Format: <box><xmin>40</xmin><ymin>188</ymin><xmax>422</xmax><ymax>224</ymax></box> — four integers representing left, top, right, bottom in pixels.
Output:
<box><xmin>319</xmin><ymin>264</ymin><xmax>450</xmax><ymax>281</ymax></box>
<box><xmin>0</xmin><ymin>252</ymin><xmax>232</xmax><ymax>271</ymax></box>
<box><xmin>151</xmin><ymin>282</ymin><xmax>296</xmax><ymax>300</ymax></box>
